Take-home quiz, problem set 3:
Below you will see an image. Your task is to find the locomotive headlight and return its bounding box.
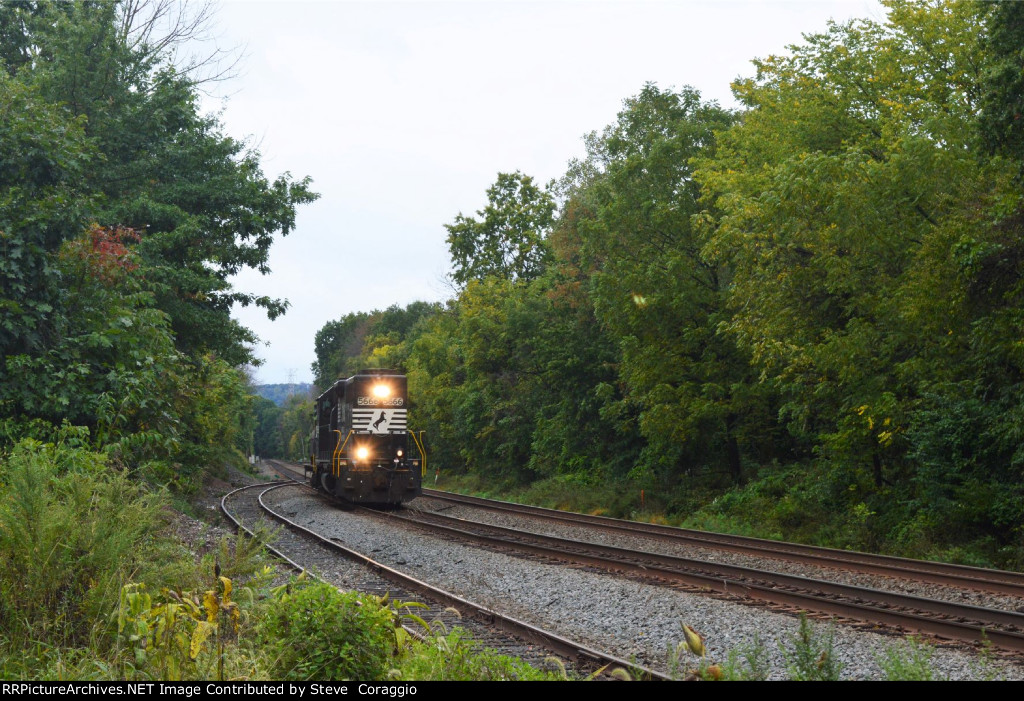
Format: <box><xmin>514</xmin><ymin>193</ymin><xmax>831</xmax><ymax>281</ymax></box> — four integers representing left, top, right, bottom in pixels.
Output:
<box><xmin>356</xmin><ymin>446</ymin><xmax>370</xmax><ymax>460</ymax></box>
<box><xmin>372</xmin><ymin>384</ymin><xmax>391</xmax><ymax>398</ymax></box>
<box><xmin>396</xmin><ymin>449</ymin><xmax>403</xmax><ymax>457</ymax></box>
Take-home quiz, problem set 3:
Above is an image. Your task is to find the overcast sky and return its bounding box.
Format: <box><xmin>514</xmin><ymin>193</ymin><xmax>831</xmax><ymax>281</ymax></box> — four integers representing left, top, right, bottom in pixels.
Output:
<box><xmin>202</xmin><ymin>0</ymin><xmax>883</xmax><ymax>386</ymax></box>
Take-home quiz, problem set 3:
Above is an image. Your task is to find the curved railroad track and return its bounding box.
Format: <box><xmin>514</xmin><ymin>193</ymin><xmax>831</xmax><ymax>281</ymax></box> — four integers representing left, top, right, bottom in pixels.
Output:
<box><xmin>259</xmin><ymin>460</ymin><xmax>1024</xmax><ymax>662</ymax></box>
<box><xmin>383</xmin><ymin>503</ymin><xmax>1024</xmax><ymax>654</ymax></box>
<box><xmin>221</xmin><ymin>476</ymin><xmax>668</xmax><ymax>680</ymax></box>
<box><xmin>420</xmin><ymin>488</ymin><xmax>1024</xmax><ymax>598</ymax></box>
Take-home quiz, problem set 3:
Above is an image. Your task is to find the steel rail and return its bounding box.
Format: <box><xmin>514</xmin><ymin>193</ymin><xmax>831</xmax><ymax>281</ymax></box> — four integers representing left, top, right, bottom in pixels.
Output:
<box><xmin>422</xmin><ymin>488</ymin><xmax>1024</xmax><ymax>597</ymax></box>
<box><xmin>231</xmin><ymin>478</ymin><xmax>670</xmax><ymax>680</ymax></box>
<box><xmin>221</xmin><ymin>480</ymin><xmax>307</xmax><ymax>572</ymax></box>
<box><xmin>378</xmin><ymin>506</ymin><xmax>1024</xmax><ymax>654</ymax></box>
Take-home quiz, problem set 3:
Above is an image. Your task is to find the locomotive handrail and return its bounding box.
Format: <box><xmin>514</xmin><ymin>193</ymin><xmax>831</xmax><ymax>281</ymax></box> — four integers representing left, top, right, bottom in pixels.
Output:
<box><xmin>419</xmin><ymin>430</ymin><xmax>427</xmax><ymax>479</ymax></box>
<box><xmin>409</xmin><ymin>430</ymin><xmax>427</xmax><ymax>478</ymax></box>
<box><xmin>332</xmin><ymin>429</ymin><xmax>353</xmax><ymax>477</ymax></box>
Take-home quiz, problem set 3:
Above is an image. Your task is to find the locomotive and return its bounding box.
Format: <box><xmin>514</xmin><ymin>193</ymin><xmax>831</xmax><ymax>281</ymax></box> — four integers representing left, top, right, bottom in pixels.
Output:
<box><xmin>307</xmin><ymin>369</ymin><xmax>424</xmax><ymax>504</ymax></box>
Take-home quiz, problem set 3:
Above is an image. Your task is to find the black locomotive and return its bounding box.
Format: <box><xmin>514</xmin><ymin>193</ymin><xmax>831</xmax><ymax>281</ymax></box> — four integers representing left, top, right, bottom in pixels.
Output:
<box><xmin>307</xmin><ymin>369</ymin><xmax>424</xmax><ymax>504</ymax></box>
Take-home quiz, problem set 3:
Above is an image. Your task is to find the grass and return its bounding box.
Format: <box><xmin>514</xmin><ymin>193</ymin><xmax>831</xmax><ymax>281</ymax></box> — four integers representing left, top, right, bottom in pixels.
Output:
<box><xmin>0</xmin><ymin>440</ymin><xmax>588</xmax><ymax>681</ymax></box>
<box><xmin>392</xmin><ymin>628</ymin><xmax>566</xmax><ymax>681</ymax></box>
<box><xmin>876</xmin><ymin>637</ymin><xmax>946</xmax><ymax>681</ymax></box>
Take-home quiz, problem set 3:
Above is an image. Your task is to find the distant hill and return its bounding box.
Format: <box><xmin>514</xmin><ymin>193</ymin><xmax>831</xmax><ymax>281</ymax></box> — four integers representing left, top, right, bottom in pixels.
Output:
<box><xmin>254</xmin><ymin>383</ymin><xmax>313</xmax><ymax>406</ymax></box>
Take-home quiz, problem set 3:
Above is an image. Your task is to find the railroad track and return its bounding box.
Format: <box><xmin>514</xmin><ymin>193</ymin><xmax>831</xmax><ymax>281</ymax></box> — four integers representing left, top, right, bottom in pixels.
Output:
<box><xmin>261</xmin><ymin>461</ymin><xmax>1024</xmax><ymax>659</ymax></box>
<box><xmin>420</xmin><ymin>488</ymin><xmax>1024</xmax><ymax>598</ymax></box>
<box><xmin>222</xmin><ymin>473</ymin><xmax>668</xmax><ymax>680</ymax></box>
<box><xmin>382</xmin><ymin>505</ymin><xmax>1024</xmax><ymax>654</ymax></box>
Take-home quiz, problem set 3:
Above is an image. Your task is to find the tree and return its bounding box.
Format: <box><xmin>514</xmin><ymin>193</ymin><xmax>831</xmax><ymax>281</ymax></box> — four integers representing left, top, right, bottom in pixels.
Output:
<box><xmin>252</xmin><ymin>396</ymin><xmax>284</xmax><ymax>458</ymax></box>
<box><xmin>406</xmin><ymin>278</ymin><xmax>547</xmax><ymax>480</ymax></box>
<box><xmin>0</xmin><ymin>0</ymin><xmax>232</xmax><ymax>85</ymax></box>
<box><xmin>693</xmin><ymin>1</ymin><xmax>1024</xmax><ymax>556</ymax></box>
<box><xmin>311</xmin><ymin>303</ymin><xmax>442</xmax><ymax>390</ymax></box>
<box><xmin>4</xmin><ymin>225</ymin><xmax>183</xmax><ymax>456</ymax></box>
<box><xmin>0</xmin><ymin>72</ymin><xmax>94</xmax><ymax>364</ymax></box>
<box><xmin>445</xmin><ymin>171</ymin><xmax>555</xmax><ymax>287</ymax></box>
<box><xmin>979</xmin><ymin>0</ymin><xmax>1024</xmax><ymax>170</ymax></box>
<box><xmin>0</xmin><ymin>1</ymin><xmax>316</xmax><ymax>487</ymax></box>
<box><xmin>555</xmin><ymin>84</ymin><xmax>766</xmax><ymax>485</ymax></box>
<box><xmin>0</xmin><ymin>0</ymin><xmax>318</xmax><ymax>367</ymax></box>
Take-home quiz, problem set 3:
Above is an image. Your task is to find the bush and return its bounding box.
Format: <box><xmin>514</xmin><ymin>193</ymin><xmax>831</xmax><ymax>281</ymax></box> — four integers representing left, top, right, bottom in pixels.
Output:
<box><xmin>0</xmin><ymin>438</ymin><xmax>168</xmax><ymax>648</ymax></box>
<box><xmin>394</xmin><ymin>628</ymin><xmax>560</xmax><ymax>681</ymax></box>
<box><xmin>876</xmin><ymin>637</ymin><xmax>945</xmax><ymax>681</ymax></box>
<box><xmin>261</xmin><ymin>583</ymin><xmax>394</xmax><ymax>680</ymax></box>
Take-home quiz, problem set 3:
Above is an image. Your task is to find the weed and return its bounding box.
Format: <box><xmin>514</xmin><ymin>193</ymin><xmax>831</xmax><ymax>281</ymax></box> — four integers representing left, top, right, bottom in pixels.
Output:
<box><xmin>780</xmin><ymin>614</ymin><xmax>843</xmax><ymax>681</ymax></box>
<box><xmin>666</xmin><ymin>623</ymin><xmax>712</xmax><ymax>680</ymax></box>
<box><xmin>114</xmin><ymin>562</ymin><xmax>260</xmax><ymax>681</ymax></box>
<box><xmin>391</xmin><ymin>628</ymin><xmax>563</xmax><ymax>681</ymax></box>
<box><xmin>719</xmin><ymin>633</ymin><xmax>771</xmax><ymax>681</ymax></box>
<box><xmin>876</xmin><ymin>637</ymin><xmax>945</xmax><ymax>681</ymax></box>
<box><xmin>970</xmin><ymin>635</ymin><xmax>1005</xmax><ymax>681</ymax></box>
<box><xmin>260</xmin><ymin>581</ymin><xmax>394</xmax><ymax>681</ymax></box>
<box><xmin>0</xmin><ymin>439</ymin><xmax>168</xmax><ymax>649</ymax></box>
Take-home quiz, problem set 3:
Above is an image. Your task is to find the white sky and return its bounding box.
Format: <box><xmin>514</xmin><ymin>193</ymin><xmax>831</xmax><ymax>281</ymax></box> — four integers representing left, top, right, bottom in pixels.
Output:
<box><xmin>204</xmin><ymin>0</ymin><xmax>884</xmax><ymax>385</ymax></box>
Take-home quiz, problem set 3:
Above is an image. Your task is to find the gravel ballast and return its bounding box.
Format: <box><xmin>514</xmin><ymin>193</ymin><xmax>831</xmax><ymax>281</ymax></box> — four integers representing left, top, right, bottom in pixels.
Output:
<box><xmin>264</xmin><ymin>487</ymin><xmax>1024</xmax><ymax>681</ymax></box>
<box><xmin>408</xmin><ymin>496</ymin><xmax>1024</xmax><ymax>614</ymax></box>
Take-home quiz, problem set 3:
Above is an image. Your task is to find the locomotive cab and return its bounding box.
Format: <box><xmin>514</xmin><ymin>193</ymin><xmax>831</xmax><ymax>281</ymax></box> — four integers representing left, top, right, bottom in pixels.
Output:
<box><xmin>308</xmin><ymin>369</ymin><xmax>423</xmax><ymax>504</ymax></box>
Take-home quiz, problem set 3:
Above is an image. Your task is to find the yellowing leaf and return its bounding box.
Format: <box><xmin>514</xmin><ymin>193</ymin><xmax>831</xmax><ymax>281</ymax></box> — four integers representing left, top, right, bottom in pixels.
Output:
<box><xmin>681</xmin><ymin>623</ymin><xmax>706</xmax><ymax>657</ymax></box>
<box><xmin>190</xmin><ymin>620</ymin><xmax>216</xmax><ymax>660</ymax></box>
<box><xmin>203</xmin><ymin>591</ymin><xmax>219</xmax><ymax>622</ymax></box>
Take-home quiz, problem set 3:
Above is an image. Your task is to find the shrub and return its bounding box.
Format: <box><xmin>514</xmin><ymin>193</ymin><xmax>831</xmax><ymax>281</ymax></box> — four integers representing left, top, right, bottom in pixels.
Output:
<box><xmin>261</xmin><ymin>583</ymin><xmax>394</xmax><ymax>680</ymax></box>
<box><xmin>876</xmin><ymin>637</ymin><xmax>945</xmax><ymax>681</ymax></box>
<box><xmin>394</xmin><ymin>628</ymin><xmax>560</xmax><ymax>681</ymax></box>
<box><xmin>0</xmin><ymin>438</ymin><xmax>167</xmax><ymax>648</ymax></box>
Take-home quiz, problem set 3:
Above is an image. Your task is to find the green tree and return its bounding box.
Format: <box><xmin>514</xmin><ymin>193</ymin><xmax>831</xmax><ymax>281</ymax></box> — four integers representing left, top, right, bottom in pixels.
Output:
<box><xmin>0</xmin><ymin>1</ymin><xmax>316</xmax><ymax>489</ymax></box>
<box><xmin>557</xmin><ymin>84</ymin><xmax>767</xmax><ymax>486</ymax></box>
<box><xmin>311</xmin><ymin>303</ymin><xmax>440</xmax><ymax>391</ymax></box>
<box><xmin>445</xmin><ymin>171</ymin><xmax>555</xmax><ymax>287</ymax></box>
<box><xmin>312</xmin><ymin>312</ymin><xmax>373</xmax><ymax>390</ymax></box>
<box><xmin>279</xmin><ymin>393</ymin><xmax>314</xmax><ymax>462</ymax></box>
<box><xmin>694</xmin><ymin>1</ymin><xmax>1024</xmax><ymax>558</ymax></box>
<box><xmin>0</xmin><ymin>72</ymin><xmax>94</xmax><ymax>364</ymax></box>
<box><xmin>522</xmin><ymin>268</ymin><xmax>636</xmax><ymax>481</ymax></box>
<box><xmin>979</xmin><ymin>0</ymin><xmax>1024</xmax><ymax>170</ymax></box>
<box><xmin>406</xmin><ymin>278</ymin><xmax>546</xmax><ymax>481</ymax></box>
<box><xmin>252</xmin><ymin>396</ymin><xmax>284</xmax><ymax>458</ymax></box>
<box><xmin>4</xmin><ymin>225</ymin><xmax>183</xmax><ymax>458</ymax></box>
<box><xmin>1</xmin><ymin>0</ymin><xmax>317</xmax><ymax>367</ymax></box>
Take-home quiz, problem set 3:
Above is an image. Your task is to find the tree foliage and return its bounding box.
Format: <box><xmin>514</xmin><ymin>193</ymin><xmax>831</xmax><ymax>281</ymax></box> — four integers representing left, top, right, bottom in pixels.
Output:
<box><xmin>0</xmin><ymin>71</ymin><xmax>94</xmax><ymax>360</ymax></box>
<box><xmin>0</xmin><ymin>0</ymin><xmax>316</xmax><ymax>485</ymax></box>
<box><xmin>1</xmin><ymin>0</ymin><xmax>317</xmax><ymax>367</ymax></box>
<box><xmin>979</xmin><ymin>0</ymin><xmax>1024</xmax><ymax>169</ymax></box>
<box><xmin>694</xmin><ymin>0</ymin><xmax>1022</xmax><ymax>557</ymax></box>
<box><xmin>314</xmin><ymin>1</ymin><xmax>1024</xmax><ymax>565</ymax></box>
<box><xmin>557</xmin><ymin>84</ymin><xmax>773</xmax><ymax>485</ymax></box>
<box><xmin>445</xmin><ymin>171</ymin><xmax>555</xmax><ymax>287</ymax></box>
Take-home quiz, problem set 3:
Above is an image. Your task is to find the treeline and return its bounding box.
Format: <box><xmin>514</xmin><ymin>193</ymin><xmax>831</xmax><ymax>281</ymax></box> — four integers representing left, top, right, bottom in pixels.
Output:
<box><xmin>0</xmin><ymin>0</ymin><xmax>321</xmax><ymax>677</ymax></box>
<box><xmin>0</xmin><ymin>1</ymin><xmax>315</xmax><ymax>489</ymax></box>
<box><xmin>254</xmin><ymin>383</ymin><xmax>313</xmax><ymax>407</ymax></box>
<box><xmin>312</xmin><ymin>2</ymin><xmax>1024</xmax><ymax>567</ymax></box>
